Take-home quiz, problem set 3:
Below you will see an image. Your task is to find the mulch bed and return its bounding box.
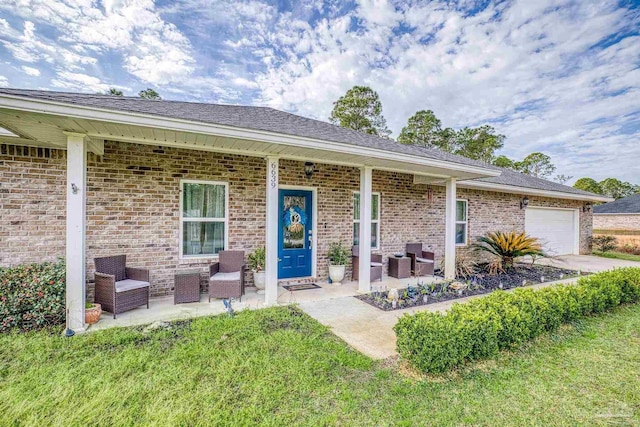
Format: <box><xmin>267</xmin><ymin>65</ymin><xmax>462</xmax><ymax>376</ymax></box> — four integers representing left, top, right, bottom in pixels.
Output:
<box><xmin>356</xmin><ymin>263</ymin><xmax>584</xmax><ymax>311</ymax></box>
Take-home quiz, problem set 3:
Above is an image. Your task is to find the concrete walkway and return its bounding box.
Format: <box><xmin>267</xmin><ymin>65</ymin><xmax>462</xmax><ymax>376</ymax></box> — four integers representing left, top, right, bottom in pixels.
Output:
<box><xmin>299</xmin><ymin>255</ymin><xmax>640</xmax><ymax>359</ymax></box>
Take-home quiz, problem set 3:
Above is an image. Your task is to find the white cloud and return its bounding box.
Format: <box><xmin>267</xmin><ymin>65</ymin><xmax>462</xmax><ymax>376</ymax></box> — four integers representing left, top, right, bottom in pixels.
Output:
<box><xmin>0</xmin><ymin>75</ymin><xmax>8</xmax><ymax>87</ymax></box>
<box><xmin>21</xmin><ymin>65</ymin><xmax>40</xmax><ymax>76</ymax></box>
<box><xmin>51</xmin><ymin>71</ymin><xmax>112</xmax><ymax>93</ymax></box>
<box><xmin>0</xmin><ymin>0</ymin><xmax>195</xmax><ymax>85</ymax></box>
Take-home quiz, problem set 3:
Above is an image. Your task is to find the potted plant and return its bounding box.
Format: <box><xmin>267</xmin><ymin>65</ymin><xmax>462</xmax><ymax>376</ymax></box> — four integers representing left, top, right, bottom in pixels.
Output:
<box><xmin>85</xmin><ymin>302</ymin><xmax>102</xmax><ymax>325</ymax></box>
<box><xmin>327</xmin><ymin>242</ymin><xmax>350</xmax><ymax>285</ymax></box>
<box><xmin>248</xmin><ymin>247</ymin><xmax>266</xmax><ymax>294</ymax></box>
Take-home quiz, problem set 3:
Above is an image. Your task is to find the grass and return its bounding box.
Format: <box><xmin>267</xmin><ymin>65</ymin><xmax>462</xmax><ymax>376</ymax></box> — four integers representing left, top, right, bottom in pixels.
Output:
<box><xmin>1</xmin><ymin>305</ymin><xmax>639</xmax><ymax>426</ymax></box>
<box><xmin>593</xmin><ymin>251</ymin><xmax>640</xmax><ymax>262</ymax></box>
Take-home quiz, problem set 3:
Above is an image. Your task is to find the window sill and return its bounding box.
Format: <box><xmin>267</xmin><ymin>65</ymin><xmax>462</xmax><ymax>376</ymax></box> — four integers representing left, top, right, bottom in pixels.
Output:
<box><xmin>178</xmin><ymin>256</ymin><xmax>218</xmax><ymax>265</ymax></box>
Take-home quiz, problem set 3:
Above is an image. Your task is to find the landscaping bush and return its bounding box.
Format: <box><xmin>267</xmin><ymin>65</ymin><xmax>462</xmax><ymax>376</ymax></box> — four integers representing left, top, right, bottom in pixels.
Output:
<box><xmin>0</xmin><ymin>259</ymin><xmax>66</xmax><ymax>332</ymax></box>
<box><xmin>394</xmin><ymin>267</ymin><xmax>640</xmax><ymax>373</ymax></box>
<box><xmin>591</xmin><ymin>235</ymin><xmax>617</xmax><ymax>252</ymax></box>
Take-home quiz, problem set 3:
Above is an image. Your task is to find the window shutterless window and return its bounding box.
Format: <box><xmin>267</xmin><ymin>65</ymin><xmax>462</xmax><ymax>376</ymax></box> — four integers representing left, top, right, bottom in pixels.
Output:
<box><xmin>353</xmin><ymin>192</ymin><xmax>381</xmax><ymax>250</ymax></box>
<box><xmin>180</xmin><ymin>180</ymin><xmax>228</xmax><ymax>258</ymax></box>
<box><xmin>456</xmin><ymin>199</ymin><xmax>468</xmax><ymax>246</ymax></box>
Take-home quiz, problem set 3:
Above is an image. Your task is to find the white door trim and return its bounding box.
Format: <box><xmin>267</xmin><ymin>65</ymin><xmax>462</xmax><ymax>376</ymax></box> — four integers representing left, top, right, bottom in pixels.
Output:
<box><xmin>278</xmin><ymin>184</ymin><xmax>318</xmax><ymax>278</ymax></box>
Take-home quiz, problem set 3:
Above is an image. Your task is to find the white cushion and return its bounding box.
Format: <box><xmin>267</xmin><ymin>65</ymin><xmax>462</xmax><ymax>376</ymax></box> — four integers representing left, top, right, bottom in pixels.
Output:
<box><xmin>210</xmin><ymin>271</ymin><xmax>241</xmax><ymax>282</ymax></box>
<box><xmin>416</xmin><ymin>257</ymin><xmax>434</xmax><ymax>263</ymax></box>
<box><xmin>115</xmin><ymin>279</ymin><xmax>150</xmax><ymax>293</ymax></box>
<box><xmin>370</xmin><ymin>262</ymin><xmax>383</xmax><ymax>267</ymax></box>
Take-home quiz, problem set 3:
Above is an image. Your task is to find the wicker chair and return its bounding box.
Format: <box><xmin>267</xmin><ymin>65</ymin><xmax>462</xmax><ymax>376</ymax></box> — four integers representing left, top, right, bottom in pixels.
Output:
<box><xmin>351</xmin><ymin>245</ymin><xmax>383</xmax><ymax>282</ymax></box>
<box><xmin>209</xmin><ymin>250</ymin><xmax>246</xmax><ymax>302</ymax></box>
<box><xmin>94</xmin><ymin>255</ymin><xmax>150</xmax><ymax>319</ymax></box>
<box><xmin>405</xmin><ymin>243</ymin><xmax>435</xmax><ymax>277</ymax></box>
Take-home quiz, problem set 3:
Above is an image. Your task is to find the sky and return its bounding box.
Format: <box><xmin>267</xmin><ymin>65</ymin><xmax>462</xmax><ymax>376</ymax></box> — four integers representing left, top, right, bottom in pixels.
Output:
<box><xmin>0</xmin><ymin>0</ymin><xmax>638</xmax><ymax>183</ymax></box>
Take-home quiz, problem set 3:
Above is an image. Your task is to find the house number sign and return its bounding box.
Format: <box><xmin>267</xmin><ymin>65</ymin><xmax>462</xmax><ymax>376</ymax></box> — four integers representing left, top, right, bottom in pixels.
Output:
<box><xmin>269</xmin><ymin>160</ymin><xmax>278</xmax><ymax>189</ymax></box>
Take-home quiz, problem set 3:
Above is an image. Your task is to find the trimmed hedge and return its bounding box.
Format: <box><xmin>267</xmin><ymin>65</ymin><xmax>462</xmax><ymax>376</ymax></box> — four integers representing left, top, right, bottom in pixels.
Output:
<box><xmin>0</xmin><ymin>259</ymin><xmax>66</xmax><ymax>332</ymax></box>
<box><xmin>394</xmin><ymin>268</ymin><xmax>640</xmax><ymax>373</ymax></box>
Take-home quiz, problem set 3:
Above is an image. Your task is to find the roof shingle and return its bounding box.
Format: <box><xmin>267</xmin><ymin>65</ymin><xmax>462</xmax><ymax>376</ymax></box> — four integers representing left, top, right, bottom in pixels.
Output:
<box><xmin>0</xmin><ymin>88</ymin><xmax>603</xmax><ymax>199</ymax></box>
<box><xmin>593</xmin><ymin>194</ymin><xmax>640</xmax><ymax>214</ymax></box>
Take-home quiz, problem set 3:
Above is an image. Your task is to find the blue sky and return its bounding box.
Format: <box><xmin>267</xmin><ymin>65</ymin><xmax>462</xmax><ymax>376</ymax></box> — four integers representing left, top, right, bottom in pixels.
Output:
<box><xmin>0</xmin><ymin>0</ymin><xmax>638</xmax><ymax>183</ymax></box>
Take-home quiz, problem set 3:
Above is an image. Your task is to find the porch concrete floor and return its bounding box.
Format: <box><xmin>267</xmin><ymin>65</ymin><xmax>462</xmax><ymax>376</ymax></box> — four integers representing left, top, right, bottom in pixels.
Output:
<box><xmin>88</xmin><ymin>274</ymin><xmax>438</xmax><ymax>332</ymax></box>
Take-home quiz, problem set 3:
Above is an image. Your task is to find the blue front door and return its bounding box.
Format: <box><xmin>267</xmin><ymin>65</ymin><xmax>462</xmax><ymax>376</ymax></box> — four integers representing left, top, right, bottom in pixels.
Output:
<box><xmin>278</xmin><ymin>189</ymin><xmax>313</xmax><ymax>279</ymax></box>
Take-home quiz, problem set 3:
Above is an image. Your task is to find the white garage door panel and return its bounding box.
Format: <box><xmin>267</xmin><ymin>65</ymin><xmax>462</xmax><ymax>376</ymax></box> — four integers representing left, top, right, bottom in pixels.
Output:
<box><xmin>525</xmin><ymin>208</ymin><xmax>576</xmax><ymax>256</ymax></box>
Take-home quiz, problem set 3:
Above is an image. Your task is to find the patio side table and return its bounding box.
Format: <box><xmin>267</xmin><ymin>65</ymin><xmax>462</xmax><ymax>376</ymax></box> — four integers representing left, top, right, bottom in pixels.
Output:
<box><xmin>174</xmin><ymin>269</ymin><xmax>201</xmax><ymax>304</ymax></box>
<box><xmin>389</xmin><ymin>257</ymin><xmax>410</xmax><ymax>279</ymax></box>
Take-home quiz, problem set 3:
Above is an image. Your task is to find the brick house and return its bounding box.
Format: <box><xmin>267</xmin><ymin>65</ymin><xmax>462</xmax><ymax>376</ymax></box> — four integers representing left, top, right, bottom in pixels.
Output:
<box><xmin>593</xmin><ymin>194</ymin><xmax>640</xmax><ymax>231</ymax></box>
<box><xmin>0</xmin><ymin>88</ymin><xmax>610</xmax><ymax>331</ymax></box>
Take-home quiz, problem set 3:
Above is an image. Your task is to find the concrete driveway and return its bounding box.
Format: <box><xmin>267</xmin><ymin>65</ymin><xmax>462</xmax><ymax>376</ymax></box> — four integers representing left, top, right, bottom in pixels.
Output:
<box><xmin>299</xmin><ymin>255</ymin><xmax>640</xmax><ymax>360</ymax></box>
<box><xmin>536</xmin><ymin>254</ymin><xmax>640</xmax><ymax>272</ymax></box>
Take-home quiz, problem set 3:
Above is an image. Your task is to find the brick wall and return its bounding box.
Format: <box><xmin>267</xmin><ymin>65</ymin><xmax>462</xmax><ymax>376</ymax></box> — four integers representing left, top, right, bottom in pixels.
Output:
<box><xmin>593</xmin><ymin>214</ymin><xmax>640</xmax><ymax>231</ymax></box>
<box><xmin>0</xmin><ymin>141</ymin><xmax>593</xmax><ymax>299</ymax></box>
<box><xmin>0</xmin><ymin>145</ymin><xmax>66</xmax><ymax>266</ymax></box>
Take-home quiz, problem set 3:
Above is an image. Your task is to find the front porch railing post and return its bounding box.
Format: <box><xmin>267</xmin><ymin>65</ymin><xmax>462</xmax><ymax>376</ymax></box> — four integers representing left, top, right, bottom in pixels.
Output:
<box><xmin>265</xmin><ymin>156</ymin><xmax>279</xmax><ymax>305</ymax></box>
<box><xmin>358</xmin><ymin>166</ymin><xmax>373</xmax><ymax>292</ymax></box>
<box><xmin>444</xmin><ymin>177</ymin><xmax>457</xmax><ymax>280</ymax></box>
<box><xmin>64</xmin><ymin>132</ymin><xmax>87</xmax><ymax>332</ymax></box>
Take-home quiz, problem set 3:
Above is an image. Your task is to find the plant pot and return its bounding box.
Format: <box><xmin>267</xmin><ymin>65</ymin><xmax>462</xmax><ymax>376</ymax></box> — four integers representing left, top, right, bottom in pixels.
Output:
<box><xmin>253</xmin><ymin>271</ymin><xmax>266</xmax><ymax>294</ymax></box>
<box><xmin>85</xmin><ymin>303</ymin><xmax>102</xmax><ymax>325</ymax></box>
<box><xmin>328</xmin><ymin>265</ymin><xmax>346</xmax><ymax>285</ymax></box>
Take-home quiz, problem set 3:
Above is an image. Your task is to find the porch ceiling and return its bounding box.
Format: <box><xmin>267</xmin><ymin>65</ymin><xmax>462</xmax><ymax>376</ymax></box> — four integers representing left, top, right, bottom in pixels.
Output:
<box><xmin>0</xmin><ymin>106</ymin><xmax>495</xmax><ymax>181</ymax></box>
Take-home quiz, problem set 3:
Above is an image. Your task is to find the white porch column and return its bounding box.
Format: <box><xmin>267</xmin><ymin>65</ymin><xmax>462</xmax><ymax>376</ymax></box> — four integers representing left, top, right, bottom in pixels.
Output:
<box><xmin>65</xmin><ymin>132</ymin><xmax>87</xmax><ymax>332</ymax></box>
<box><xmin>358</xmin><ymin>166</ymin><xmax>373</xmax><ymax>293</ymax></box>
<box><xmin>444</xmin><ymin>177</ymin><xmax>457</xmax><ymax>280</ymax></box>
<box><xmin>265</xmin><ymin>156</ymin><xmax>279</xmax><ymax>305</ymax></box>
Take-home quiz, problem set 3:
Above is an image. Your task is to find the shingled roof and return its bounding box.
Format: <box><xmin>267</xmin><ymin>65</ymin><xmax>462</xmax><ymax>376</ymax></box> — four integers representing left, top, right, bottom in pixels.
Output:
<box><xmin>0</xmin><ymin>88</ymin><xmax>602</xmax><ymax>200</ymax></box>
<box><xmin>593</xmin><ymin>194</ymin><xmax>640</xmax><ymax>214</ymax></box>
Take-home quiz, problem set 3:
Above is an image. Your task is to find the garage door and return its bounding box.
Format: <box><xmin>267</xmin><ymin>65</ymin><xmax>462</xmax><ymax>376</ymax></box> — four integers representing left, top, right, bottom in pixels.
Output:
<box><xmin>525</xmin><ymin>207</ymin><xmax>577</xmax><ymax>255</ymax></box>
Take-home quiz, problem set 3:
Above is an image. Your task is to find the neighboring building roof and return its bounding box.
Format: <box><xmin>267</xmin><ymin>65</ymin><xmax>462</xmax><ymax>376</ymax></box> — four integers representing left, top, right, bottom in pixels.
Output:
<box><xmin>0</xmin><ymin>88</ymin><xmax>605</xmax><ymax>201</ymax></box>
<box><xmin>593</xmin><ymin>194</ymin><xmax>640</xmax><ymax>214</ymax></box>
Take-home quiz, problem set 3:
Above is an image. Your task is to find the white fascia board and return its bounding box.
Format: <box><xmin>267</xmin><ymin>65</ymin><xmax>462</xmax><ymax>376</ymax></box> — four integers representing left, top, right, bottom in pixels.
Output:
<box><xmin>593</xmin><ymin>212</ymin><xmax>640</xmax><ymax>215</ymax></box>
<box><xmin>459</xmin><ymin>180</ymin><xmax>614</xmax><ymax>203</ymax></box>
<box><xmin>0</xmin><ymin>94</ymin><xmax>500</xmax><ymax>178</ymax></box>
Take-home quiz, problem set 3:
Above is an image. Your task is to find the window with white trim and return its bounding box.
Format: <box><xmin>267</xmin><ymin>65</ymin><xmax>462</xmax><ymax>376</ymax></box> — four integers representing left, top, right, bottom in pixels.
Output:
<box><xmin>456</xmin><ymin>199</ymin><xmax>468</xmax><ymax>246</ymax></box>
<box><xmin>180</xmin><ymin>180</ymin><xmax>228</xmax><ymax>257</ymax></box>
<box><xmin>353</xmin><ymin>192</ymin><xmax>380</xmax><ymax>250</ymax></box>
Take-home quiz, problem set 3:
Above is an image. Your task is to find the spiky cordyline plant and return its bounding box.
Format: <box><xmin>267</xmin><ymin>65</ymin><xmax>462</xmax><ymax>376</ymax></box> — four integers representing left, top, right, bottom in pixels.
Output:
<box><xmin>472</xmin><ymin>231</ymin><xmax>546</xmax><ymax>270</ymax></box>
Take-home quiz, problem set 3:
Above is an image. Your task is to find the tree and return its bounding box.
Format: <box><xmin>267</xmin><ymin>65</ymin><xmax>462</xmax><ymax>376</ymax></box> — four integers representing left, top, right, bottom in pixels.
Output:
<box><xmin>492</xmin><ymin>155</ymin><xmax>516</xmax><ymax>169</ymax></box>
<box><xmin>573</xmin><ymin>177</ymin><xmax>602</xmax><ymax>194</ymax></box>
<box><xmin>553</xmin><ymin>174</ymin><xmax>573</xmax><ymax>185</ymax></box>
<box><xmin>599</xmin><ymin>178</ymin><xmax>638</xmax><ymax>199</ymax></box>
<box><xmin>453</xmin><ymin>125</ymin><xmax>505</xmax><ymax>163</ymax></box>
<box><xmin>104</xmin><ymin>88</ymin><xmax>123</xmax><ymax>96</ymax></box>
<box><xmin>329</xmin><ymin>86</ymin><xmax>391</xmax><ymax>137</ymax></box>
<box><xmin>398</xmin><ymin>110</ymin><xmax>442</xmax><ymax>148</ymax></box>
<box><xmin>139</xmin><ymin>88</ymin><xmax>162</xmax><ymax>100</ymax></box>
<box><xmin>514</xmin><ymin>152</ymin><xmax>556</xmax><ymax>179</ymax></box>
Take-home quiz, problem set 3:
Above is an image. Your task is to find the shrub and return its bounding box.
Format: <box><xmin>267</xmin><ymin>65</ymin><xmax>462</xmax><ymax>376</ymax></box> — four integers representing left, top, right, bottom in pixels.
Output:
<box><xmin>394</xmin><ymin>267</ymin><xmax>640</xmax><ymax>373</ymax></box>
<box><xmin>0</xmin><ymin>259</ymin><xmax>66</xmax><ymax>332</ymax></box>
<box><xmin>592</xmin><ymin>235</ymin><xmax>617</xmax><ymax>252</ymax></box>
<box><xmin>472</xmin><ymin>231</ymin><xmax>546</xmax><ymax>270</ymax></box>
<box><xmin>327</xmin><ymin>242</ymin><xmax>351</xmax><ymax>266</ymax></box>
<box><xmin>439</xmin><ymin>252</ymin><xmax>477</xmax><ymax>278</ymax></box>
<box><xmin>248</xmin><ymin>247</ymin><xmax>266</xmax><ymax>272</ymax></box>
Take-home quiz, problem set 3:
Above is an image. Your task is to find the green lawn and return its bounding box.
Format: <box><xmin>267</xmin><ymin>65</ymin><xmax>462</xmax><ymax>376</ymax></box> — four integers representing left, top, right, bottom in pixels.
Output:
<box><xmin>593</xmin><ymin>251</ymin><xmax>640</xmax><ymax>262</ymax></box>
<box><xmin>1</xmin><ymin>305</ymin><xmax>639</xmax><ymax>426</ymax></box>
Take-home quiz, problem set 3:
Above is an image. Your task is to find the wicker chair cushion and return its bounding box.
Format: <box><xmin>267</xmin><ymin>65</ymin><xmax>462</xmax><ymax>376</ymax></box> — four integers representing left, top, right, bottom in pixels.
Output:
<box><xmin>416</xmin><ymin>257</ymin><xmax>434</xmax><ymax>263</ymax></box>
<box><xmin>210</xmin><ymin>271</ymin><xmax>241</xmax><ymax>281</ymax></box>
<box><xmin>370</xmin><ymin>262</ymin><xmax>383</xmax><ymax>267</ymax></box>
<box><xmin>115</xmin><ymin>279</ymin><xmax>150</xmax><ymax>293</ymax></box>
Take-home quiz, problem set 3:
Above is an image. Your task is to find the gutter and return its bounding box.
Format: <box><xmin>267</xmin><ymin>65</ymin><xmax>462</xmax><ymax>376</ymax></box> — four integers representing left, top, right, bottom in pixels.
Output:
<box><xmin>458</xmin><ymin>180</ymin><xmax>614</xmax><ymax>203</ymax></box>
